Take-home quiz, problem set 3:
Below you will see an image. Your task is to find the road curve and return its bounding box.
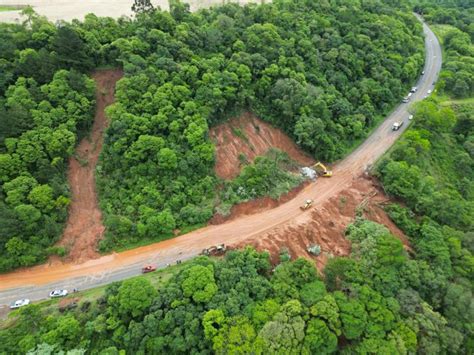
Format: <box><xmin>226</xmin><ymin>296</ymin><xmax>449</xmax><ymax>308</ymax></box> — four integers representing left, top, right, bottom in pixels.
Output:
<box><xmin>0</xmin><ymin>15</ymin><xmax>442</xmax><ymax>307</ymax></box>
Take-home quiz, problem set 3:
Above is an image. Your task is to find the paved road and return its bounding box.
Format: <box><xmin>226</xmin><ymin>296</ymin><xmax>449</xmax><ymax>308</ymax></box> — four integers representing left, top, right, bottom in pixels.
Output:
<box><xmin>0</xmin><ymin>15</ymin><xmax>442</xmax><ymax>311</ymax></box>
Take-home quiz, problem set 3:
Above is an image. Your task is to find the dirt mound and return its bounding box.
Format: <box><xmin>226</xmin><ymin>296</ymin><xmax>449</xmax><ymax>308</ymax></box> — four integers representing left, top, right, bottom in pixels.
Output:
<box><xmin>210</xmin><ymin>112</ymin><xmax>315</xmax><ymax>179</ymax></box>
<box><xmin>54</xmin><ymin>69</ymin><xmax>123</xmax><ymax>264</ymax></box>
<box><xmin>231</xmin><ymin>176</ymin><xmax>410</xmax><ymax>270</ymax></box>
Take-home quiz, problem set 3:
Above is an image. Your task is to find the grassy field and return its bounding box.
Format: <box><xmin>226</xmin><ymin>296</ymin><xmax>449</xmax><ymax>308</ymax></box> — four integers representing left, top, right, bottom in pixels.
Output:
<box><xmin>0</xmin><ymin>5</ymin><xmax>26</xmax><ymax>12</ymax></box>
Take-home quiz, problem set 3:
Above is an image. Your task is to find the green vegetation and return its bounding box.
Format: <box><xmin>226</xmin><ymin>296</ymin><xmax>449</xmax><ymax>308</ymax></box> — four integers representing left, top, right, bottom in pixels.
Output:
<box><xmin>2</xmin><ymin>218</ymin><xmax>471</xmax><ymax>354</ymax></box>
<box><xmin>215</xmin><ymin>149</ymin><xmax>303</xmax><ymax>216</ymax></box>
<box><xmin>373</xmin><ymin>3</ymin><xmax>474</xmax><ymax>353</ymax></box>
<box><xmin>0</xmin><ymin>5</ymin><xmax>26</xmax><ymax>12</ymax></box>
<box><xmin>0</xmin><ymin>70</ymin><xmax>95</xmax><ymax>271</ymax></box>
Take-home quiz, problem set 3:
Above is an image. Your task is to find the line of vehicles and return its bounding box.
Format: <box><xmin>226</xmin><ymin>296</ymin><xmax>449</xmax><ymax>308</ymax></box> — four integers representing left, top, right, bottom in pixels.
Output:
<box><xmin>10</xmin><ymin>289</ymin><xmax>70</xmax><ymax>309</ymax></box>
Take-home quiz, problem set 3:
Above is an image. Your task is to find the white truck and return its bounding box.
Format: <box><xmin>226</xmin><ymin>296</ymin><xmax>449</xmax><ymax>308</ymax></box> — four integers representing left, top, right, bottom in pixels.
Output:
<box><xmin>392</xmin><ymin>121</ymin><xmax>404</xmax><ymax>131</ymax></box>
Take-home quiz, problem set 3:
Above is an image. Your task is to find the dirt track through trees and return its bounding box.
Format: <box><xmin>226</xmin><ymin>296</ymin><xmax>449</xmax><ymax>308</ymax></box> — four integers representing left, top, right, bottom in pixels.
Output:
<box><xmin>54</xmin><ymin>69</ymin><xmax>123</xmax><ymax>263</ymax></box>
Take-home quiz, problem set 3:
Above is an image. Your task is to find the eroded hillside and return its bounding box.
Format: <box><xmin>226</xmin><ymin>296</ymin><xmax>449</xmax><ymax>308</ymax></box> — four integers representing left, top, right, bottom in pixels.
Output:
<box><xmin>211</xmin><ymin>112</ymin><xmax>314</xmax><ymax>179</ymax></box>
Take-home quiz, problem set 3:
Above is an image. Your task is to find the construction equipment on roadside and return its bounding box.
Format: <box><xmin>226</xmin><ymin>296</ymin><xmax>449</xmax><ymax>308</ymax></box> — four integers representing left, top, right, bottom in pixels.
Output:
<box><xmin>300</xmin><ymin>199</ymin><xmax>313</xmax><ymax>211</ymax></box>
<box><xmin>307</xmin><ymin>244</ymin><xmax>321</xmax><ymax>256</ymax></box>
<box><xmin>313</xmin><ymin>162</ymin><xmax>333</xmax><ymax>177</ymax></box>
<box><xmin>201</xmin><ymin>244</ymin><xmax>227</xmax><ymax>256</ymax></box>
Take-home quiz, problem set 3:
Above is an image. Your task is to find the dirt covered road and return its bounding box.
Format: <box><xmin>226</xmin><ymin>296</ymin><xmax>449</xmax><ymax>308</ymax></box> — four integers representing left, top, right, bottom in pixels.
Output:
<box><xmin>0</xmin><ymin>16</ymin><xmax>441</xmax><ymax>306</ymax></box>
<box><xmin>53</xmin><ymin>69</ymin><xmax>122</xmax><ymax>263</ymax></box>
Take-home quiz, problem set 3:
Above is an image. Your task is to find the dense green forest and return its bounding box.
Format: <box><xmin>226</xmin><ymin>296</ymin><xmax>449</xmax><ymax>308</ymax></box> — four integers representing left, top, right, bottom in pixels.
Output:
<box><xmin>0</xmin><ymin>10</ymin><xmax>97</xmax><ymax>270</ymax></box>
<box><xmin>0</xmin><ymin>0</ymin><xmax>425</xmax><ymax>265</ymax></box>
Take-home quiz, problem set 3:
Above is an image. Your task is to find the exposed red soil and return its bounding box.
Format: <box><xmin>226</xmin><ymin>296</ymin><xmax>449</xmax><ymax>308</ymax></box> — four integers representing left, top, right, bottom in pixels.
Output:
<box><xmin>210</xmin><ymin>112</ymin><xmax>315</xmax><ymax>179</ymax></box>
<box><xmin>231</xmin><ymin>175</ymin><xmax>410</xmax><ymax>270</ymax></box>
<box><xmin>53</xmin><ymin>69</ymin><xmax>123</xmax><ymax>264</ymax></box>
<box><xmin>209</xmin><ymin>181</ymin><xmax>312</xmax><ymax>225</ymax></box>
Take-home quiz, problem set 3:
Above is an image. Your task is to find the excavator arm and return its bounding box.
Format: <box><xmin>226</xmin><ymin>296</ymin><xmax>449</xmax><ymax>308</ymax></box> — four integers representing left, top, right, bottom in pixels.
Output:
<box><xmin>313</xmin><ymin>162</ymin><xmax>333</xmax><ymax>177</ymax></box>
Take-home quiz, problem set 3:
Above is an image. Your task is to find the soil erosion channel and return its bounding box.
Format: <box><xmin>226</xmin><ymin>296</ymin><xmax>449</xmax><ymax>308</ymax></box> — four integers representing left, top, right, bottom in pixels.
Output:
<box><xmin>0</xmin><ymin>17</ymin><xmax>441</xmax><ymax>305</ymax></box>
<box><xmin>55</xmin><ymin>69</ymin><xmax>123</xmax><ymax>263</ymax></box>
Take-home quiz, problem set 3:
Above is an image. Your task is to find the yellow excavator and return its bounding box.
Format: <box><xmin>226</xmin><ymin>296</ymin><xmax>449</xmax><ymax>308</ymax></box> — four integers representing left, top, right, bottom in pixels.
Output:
<box><xmin>313</xmin><ymin>162</ymin><xmax>333</xmax><ymax>177</ymax></box>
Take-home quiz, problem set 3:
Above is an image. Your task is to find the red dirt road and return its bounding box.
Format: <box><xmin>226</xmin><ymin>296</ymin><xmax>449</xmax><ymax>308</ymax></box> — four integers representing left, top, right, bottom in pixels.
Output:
<box><xmin>0</xmin><ymin>17</ymin><xmax>441</xmax><ymax>303</ymax></box>
<box><xmin>54</xmin><ymin>69</ymin><xmax>123</xmax><ymax>263</ymax></box>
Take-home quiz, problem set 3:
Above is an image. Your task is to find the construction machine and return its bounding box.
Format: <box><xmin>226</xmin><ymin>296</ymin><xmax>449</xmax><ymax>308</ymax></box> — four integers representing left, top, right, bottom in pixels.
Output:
<box><xmin>201</xmin><ymin>244</ymin><xmax>227</xmax><ymax>256</ymax></box>
<box><xmin>300</xmin><ymin>199</ymin><xmax>313</xmax><ymax>211</ymax></box>
<box><xmin>313</xmin><ymin>162</ymin><xmax>333</xmax><ymax>177</ymax></box>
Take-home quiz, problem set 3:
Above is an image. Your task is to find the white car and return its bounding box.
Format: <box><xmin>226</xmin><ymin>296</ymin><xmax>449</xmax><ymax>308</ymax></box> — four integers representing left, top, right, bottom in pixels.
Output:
<box><xmin>10</xmin><ymin>299</ymin><xmax>30</xmax><ymax>309</ymax></box>
<box><xmin>427</xmin><ymin>89</ymin><xmax>432</xmax><ymax>94</ymax></box>
<box><xmin>408</xmin><ymin>115</ymin><xmax>414</xmax><ymax>120</ymax></box>
<box><xmin>49</xmin><ymin>289</ymin><xmax>68</xmax><ymax>298</ymax></box>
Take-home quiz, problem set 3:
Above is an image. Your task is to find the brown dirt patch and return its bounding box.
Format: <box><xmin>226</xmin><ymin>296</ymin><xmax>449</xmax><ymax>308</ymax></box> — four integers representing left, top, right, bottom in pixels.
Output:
<box><xmin>210</xmin><ymin>112</ymin><xmax>315</xmax><ymax>179</ymax></box>
<box><xmin>230</xmin><ymin>175</ymin><xmax>410</xmax><ymax>270</ymax></box>
<box><xmin>210</xmin><ymin>181</ymin><xmax>311</xmax><ymax>225</ymax></box>
<box><xmin>53</xmin><ymin>69</ymin><xmax>123</xmax><ymax>264</ymax></box>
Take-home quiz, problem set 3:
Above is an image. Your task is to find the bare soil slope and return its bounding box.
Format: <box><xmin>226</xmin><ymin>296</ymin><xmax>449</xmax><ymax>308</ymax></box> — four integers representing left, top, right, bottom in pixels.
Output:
<box><xmin>211</xmin><ymin>112</ymin><xmax>315</xmax><ymax>179</ymax></box>
<box><xmin>232</xmin><ymin>175</ymin><xmax>410</xmax><ymax>270</ymax></box>
<box><xmin>55</xmin><ymin>69</ymin><xmax>123</xmax><ymax>263</ymax></box>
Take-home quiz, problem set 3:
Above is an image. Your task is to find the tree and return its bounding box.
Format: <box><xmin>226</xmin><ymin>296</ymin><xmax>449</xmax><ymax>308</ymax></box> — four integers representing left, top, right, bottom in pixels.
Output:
<box><xmin>131</xmin><ymin>0</ymin><xmax>154</xmax><ymax>14</ymax></box>
<box><xmin>303</xmin><ymin>319</ymin><xmax>338</xmax><ymax>354</ymax></box>
<box><xmin>116</xmin><ymin>278</ymin><xmax>157</xmax><ymax>318</ymax></box>
<box><xmin>181</xmin><ymin>265</ymin><xmax>218</xmax><ymax>303</ymax></box>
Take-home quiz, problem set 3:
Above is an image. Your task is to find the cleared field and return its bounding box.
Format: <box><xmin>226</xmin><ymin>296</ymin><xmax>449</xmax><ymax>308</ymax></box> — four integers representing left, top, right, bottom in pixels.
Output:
<box><xmin>0</xmin><ymin>0</ymin><xmax>263</xmax><ymax>23</ymax></box>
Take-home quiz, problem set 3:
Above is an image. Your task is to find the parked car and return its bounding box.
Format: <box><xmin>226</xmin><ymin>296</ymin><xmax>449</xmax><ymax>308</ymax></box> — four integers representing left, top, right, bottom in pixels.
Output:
<box><xmin>49</xmin><ymin>289</ymin><xmax>68</xmax><ymax>298</ymax></box>
<box><xmin>9</xmin><ymin>299</ymin><xmax>30</xmax><ymax>309</ymax></box>
<box><xmin>410</xmin><ymin>86</ymin><xmax>417</xmax><ymax>93</ymax></box>
<box><xmin>421</xmin><ymin>70</ymin><xmax>425</xmax><ymax>75</ymax></box>
<box><xmin>427</xmin><ymin>89</ymin><xmax>432</xmax><ymax>94</ymax></box>
<box><xmin>408</xmin><ymin>114</ymin><xmax>414</xmax><ymax>120</ymax></box>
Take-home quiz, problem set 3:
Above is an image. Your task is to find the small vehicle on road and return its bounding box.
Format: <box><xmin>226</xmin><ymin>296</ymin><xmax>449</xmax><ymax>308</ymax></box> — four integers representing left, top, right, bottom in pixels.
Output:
<box><xmin>142</xmin><ymin>265</ymin><xmax>157</xmax><ymax>273</ymax></box>
<box><xmin>392</xmin><ymin>121</ymin><xmax>404</xmax><ymax>131</ymax></box>
<box><xmin>421</xmin><ymin>70</ymin><xmax>425</xmax><ymax>75</ymax></box>
<box><xmin>300</xmin><ymin>199</ymin><xmax>313</xmax><ymax>211</ymax></box>
<box><xmin>49</xmin><ymin>289</ymin><xmax>68</xmax><ymax>298</ymax></box>
<box><xmin>408</xmin><ymin>114</ymin><xmax>414</xmax><ymax>120</ymax></box>
<box><xmin>427</xmin><ymin>89</ymin><xmax>432</xmax><ymax>94</ymax></box>
<box><xmin>410</xmin><ymin>87</ymin><xmax>418</xmax><ymax>93</ymax></box>
<box><xmin>9</xmin><ymin>299</ymin><xmax>30</xmax><ymax>309</ymax></box>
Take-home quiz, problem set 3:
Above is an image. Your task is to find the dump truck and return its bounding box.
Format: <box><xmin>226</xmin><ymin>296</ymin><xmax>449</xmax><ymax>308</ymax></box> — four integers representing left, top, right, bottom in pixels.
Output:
<box><xmin>392</xmin><ymin>121</ymin><xmax>404</xmax><ymax>131</ymax></box>
<box><xmin>313</xmin><ymin>162</ymin><xmax>332</xmax><ymax>177</ymax></box>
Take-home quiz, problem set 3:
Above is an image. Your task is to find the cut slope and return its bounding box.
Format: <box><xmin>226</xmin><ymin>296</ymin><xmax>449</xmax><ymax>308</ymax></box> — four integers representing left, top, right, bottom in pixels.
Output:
<box><xmin>231</xmin><ymin>175</ymin><xmax>410</xmax><ymax>270</ymax></box>
<box><xmin>210</xmin><ymin>112</ymin><xmax>315</xmax><ymax>179</ymax></box>
<box><xmin>55</xmin><ymin>69</ymin><xmax>123</xmax><ymax>263</ymax></box>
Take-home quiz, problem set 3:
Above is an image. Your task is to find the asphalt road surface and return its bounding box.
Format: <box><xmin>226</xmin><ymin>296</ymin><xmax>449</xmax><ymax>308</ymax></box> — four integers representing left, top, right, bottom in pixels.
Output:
<box><xmin>0</xmin><ymin>15</ymin><xmax>442</xmax><ymax>311</ymax></box>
